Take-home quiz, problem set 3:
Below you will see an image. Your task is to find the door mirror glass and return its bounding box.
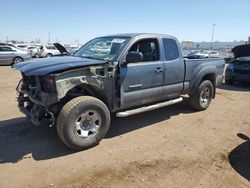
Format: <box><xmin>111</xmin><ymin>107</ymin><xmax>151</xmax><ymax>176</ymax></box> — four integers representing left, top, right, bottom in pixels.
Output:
<box><xmin>125</xmin><ymin>51</ymin><xmax>143</xmax><ymax>63</ymax></box>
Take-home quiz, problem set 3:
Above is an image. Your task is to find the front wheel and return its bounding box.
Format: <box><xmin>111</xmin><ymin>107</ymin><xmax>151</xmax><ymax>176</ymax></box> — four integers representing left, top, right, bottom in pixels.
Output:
<box><xmin>189</xmin><ymin>80</ymin><xmax>214</xmax><ymax>111</ymax></box>
<box><xmin>13</xmin><ymin>57</ymin><xmax>24</xmax><ymax>64</ymax></box>
<box><xmin>57</xmin><ymin>96</ymin><xmax>111</xmax><ymax>151</ymax></box>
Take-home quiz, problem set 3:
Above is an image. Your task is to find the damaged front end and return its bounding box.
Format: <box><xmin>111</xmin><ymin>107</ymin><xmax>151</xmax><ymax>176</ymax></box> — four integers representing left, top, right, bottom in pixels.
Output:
<box><xmin>16</xmin><ymin>74</ymin><xmax>58</xmax><ymax>126</ymax></box>
<box><xmin>16</xmin><ymin>63</ymin><xmax>115</xmax><ymax>127</ymax></box>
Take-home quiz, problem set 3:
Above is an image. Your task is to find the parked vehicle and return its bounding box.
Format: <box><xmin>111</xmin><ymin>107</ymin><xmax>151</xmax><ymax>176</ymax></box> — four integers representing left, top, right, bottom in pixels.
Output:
<box><xmin>30</xmin><ymin>45</ymin><xmax>42</xmax><ymax>58</ymax></box>
<box><xmin>14</xmin><ymin>33</ymin><xmax>224</xmax><ymax>150</ymax></box>
<box><xmin>225</xmin><ymin>44</ymin><xmax>250</xmax><ymax>84</ymax></box>
<box><xmin>53</xmin><ymin>43</ymin><xmax>73</xmax><ymax>56</ymax></box>
<box><xmin>186</xmin><ymin>50</ymin><xmax>202</xmax><ymax>59</ymax></box>
<box><xmin>15</xmin><ymin>44</ymin><xmax>29</xmax><ymax>51</ymax></box>
<box><xmin>39</xmin><ymin>45</ymin><xmax>61</xmax><ymax>57</ymax></box>
<box><xmin>25</xmin><ymin>46</ymin><xmax>38</xmax><ymax>56</ymax></box>
<box><xmin>196</xmin><ymin>50</ymin><xmax>220</xmax><ymax>58</ymax></box>
<box><xmin>0</xmin><ymin>42</ymin><xmax>15</xmax><ymax>47</ymax></box>
<box><xmin>0</xmin><ymin>45</ymin><xmax>31</xmax><ymax>65</ymax></box>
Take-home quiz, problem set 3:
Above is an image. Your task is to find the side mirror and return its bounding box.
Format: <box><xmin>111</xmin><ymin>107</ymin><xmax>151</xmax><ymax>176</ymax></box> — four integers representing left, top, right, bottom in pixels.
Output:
<box><xmin>125</xmin><ymin>51</ymin><xmax>143</xmax><ymax>64</ymax></box>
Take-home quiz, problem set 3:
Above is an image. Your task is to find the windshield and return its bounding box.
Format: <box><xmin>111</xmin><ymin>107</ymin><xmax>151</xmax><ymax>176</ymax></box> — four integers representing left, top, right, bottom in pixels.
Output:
<box><xmin>74</xmin><ymin>37</ymin><xmax>130</xmax><ymax>61</ymax></box>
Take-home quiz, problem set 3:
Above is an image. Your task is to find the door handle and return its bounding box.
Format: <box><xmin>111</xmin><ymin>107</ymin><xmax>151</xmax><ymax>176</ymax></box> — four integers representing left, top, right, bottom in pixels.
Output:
<box><xmin>155</xmin><ymin>67</ymin><xmax>163</xmax><ymax>74</ymax></box>
<box><xmin>128</xmin><ymin>84</ymin><xmax>142</xmax><ymax>90</ymax></box>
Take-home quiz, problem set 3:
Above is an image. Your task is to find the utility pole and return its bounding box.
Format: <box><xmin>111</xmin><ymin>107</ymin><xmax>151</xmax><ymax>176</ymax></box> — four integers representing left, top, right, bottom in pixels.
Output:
<box><xmin>210</xmin><ymin>24</ymin><xmax>216</xmax><ymax>49</ymax></box>
<box><xmin>48</xmin><ymin>31</ymin><xmax>51</xmax><ymax>44</ymax></box>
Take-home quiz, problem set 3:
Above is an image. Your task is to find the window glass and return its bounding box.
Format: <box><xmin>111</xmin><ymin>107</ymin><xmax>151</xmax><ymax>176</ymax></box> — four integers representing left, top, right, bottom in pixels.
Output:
<box><xmin>74</xmin><ymin>37</ymin><xmax>130</xmax><ymax>61</ymax></box>
<box><xmin>17</xmin><ymin>45</ymin><xmax>27</xmax><ymax>48</ymax></box>
<box><xmin>1</xmin><ymin>47</ymin><xmax>13</xmax><ymax>52</ymax></box>
<box><xmin>163</xmin><ymin>38</ymin><xmax>179</xmax><ymax>61</ymax></box>
<box><xmin>46</xmin><ymin>46</ymin><xmax>56</xmax><ymax>50</ymax></box>
<box><xmin>129</xmin><ymin>39</ymin><xmax>159</xmax><ymax>62</ymax></box>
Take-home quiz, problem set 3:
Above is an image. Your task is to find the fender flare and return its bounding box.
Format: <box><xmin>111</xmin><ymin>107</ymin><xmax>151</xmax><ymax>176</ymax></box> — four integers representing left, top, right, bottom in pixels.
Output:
<box><xmin>191</xmin><ymin>66</ymin><xmax>217</xmax><ymax>92</ymax></box>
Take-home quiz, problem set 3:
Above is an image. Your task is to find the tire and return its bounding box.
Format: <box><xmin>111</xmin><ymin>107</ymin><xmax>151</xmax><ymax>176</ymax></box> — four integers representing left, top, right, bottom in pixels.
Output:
<box><xmin>35</xmin><ymin>53</ymin><xmax>40</xmax><ymax>58</ymax></box>
<box><xmin>225</xmin><ymin>79</ymin><xmax>234</xmax><ymax>85</ymax></box>
<box><xmin>189</xmin><ymin>80</ymin><xmax>214</xmax><ymax>111</ymax></box>
<box><xmin>13</xmin><ymin>57</ymin><xmax>24</xmax><ymax>64</ymax></box>
<box><xmin>46</xmin><ymin>53</ymin><xmax>53</xmax><ymax>57</ymax></box>
<box><xmin>57</xmin><ymin>96</ymin><xmax>111</xmax><ymax>151</ymax></box>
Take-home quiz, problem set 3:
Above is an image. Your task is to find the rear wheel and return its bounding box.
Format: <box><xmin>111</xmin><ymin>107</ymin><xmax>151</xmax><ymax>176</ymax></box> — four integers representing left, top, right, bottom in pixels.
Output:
<box><xmin>189</xmin><ymin>80</ymin><xmax>214</xmax><ymax>111</ymax></box>
<box><xmin>35</xmin><ymin>53</ymin><xmax>40</xmax><ymax>58</ymax></box>
<box><xmin>13</xmin><ymin>57</ymin><xmax>24</xmax><ymax>64</ymax></box>
<box><xmin>57</xmin><ymin>96</ymin><xmax>111</xmax><ymax>151</ymax></box>
<box><xmin>46</xmin><ymin>53</ymin><xmax>53</xmax><ymax>57</ymax></box>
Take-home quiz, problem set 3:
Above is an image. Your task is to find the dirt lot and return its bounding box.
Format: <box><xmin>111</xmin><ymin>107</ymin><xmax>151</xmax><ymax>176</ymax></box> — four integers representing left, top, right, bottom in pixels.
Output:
<box><xmin>0</xmin><ymin>66</ymin><xmax>250</xmax><ymax>188</ymax></box>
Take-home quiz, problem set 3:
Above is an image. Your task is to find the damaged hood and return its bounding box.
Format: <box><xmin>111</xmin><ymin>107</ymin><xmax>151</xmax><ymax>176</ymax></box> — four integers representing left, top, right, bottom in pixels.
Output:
<box><xmin>232</xmin><ymin>44</ymin><xmax>250</xmax><ymax>58</ymax></box>
<box><xmin>14</xmin><ymin>56</ymin><xmax>106</xmax><ymax>76</ymax></box>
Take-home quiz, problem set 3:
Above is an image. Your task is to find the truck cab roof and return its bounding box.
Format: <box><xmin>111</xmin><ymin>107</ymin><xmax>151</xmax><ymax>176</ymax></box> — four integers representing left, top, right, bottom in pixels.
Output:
<box><xmin>101</xmin><ymin>33</ymin><xmax>176</xmax><ymax>39</ymax></box>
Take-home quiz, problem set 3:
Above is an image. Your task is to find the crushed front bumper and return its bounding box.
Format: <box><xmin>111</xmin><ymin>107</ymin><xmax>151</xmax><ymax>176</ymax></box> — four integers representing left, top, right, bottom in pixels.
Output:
<box><xmin>16</xmin><ymin>79</ymin><xmax>55</xmax><ymax>126</ymax></box>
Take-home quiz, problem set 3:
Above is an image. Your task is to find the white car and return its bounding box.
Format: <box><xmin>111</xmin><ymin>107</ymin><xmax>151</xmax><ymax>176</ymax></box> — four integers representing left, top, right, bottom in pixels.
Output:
<box><xmin>39</xmin><ymin>45</ymin><xmax>61</xmax><ymax>58</ymax></box>
<box><xmin>14</xmin><ymin>44</ymin><xmax>29</xmax><ymax>51</ymax></box>
<box><xmin>28</xmin><ymin>45</ymin><xmax>43</xmax><ymax>58</ymax></box>
<box><xmin>196</xmin><ymin>50</ymin><xmax>220</xmax><ymax>58</ymax></box>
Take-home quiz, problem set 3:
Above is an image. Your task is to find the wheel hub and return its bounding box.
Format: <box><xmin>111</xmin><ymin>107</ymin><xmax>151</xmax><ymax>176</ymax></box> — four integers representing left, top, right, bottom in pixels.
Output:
<box><xmin>200</xmin><ymin>86</ymin><xmax>211</xmax><ymax>104</ymax></box>
<box><xmin>75</xmin><ymin>110</ymin><xmax>101</xmax><ymax>138</ymax></box>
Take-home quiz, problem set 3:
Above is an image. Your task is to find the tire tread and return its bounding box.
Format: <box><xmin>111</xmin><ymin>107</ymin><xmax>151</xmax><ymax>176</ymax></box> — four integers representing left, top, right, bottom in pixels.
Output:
<box><xmin>57</xmin><ymin>96</ymin><xmax>110</xmax><ymax>150</ymax></box>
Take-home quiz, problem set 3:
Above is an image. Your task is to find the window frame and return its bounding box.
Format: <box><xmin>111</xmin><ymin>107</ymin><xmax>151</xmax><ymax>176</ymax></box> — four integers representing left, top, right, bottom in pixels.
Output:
<box><xmin>1</xmin><ymin>46</ymin><xmax>13</xmax><ymax>52</ymax></box>
<box><xmin>127</xmin><ymin>38</ymin><xmax>160</xmax><ymax>63</ymax></box>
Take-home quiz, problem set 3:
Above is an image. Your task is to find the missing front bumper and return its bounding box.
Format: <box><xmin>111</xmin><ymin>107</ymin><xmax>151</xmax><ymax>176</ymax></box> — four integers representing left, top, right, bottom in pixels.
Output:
<box><xmin>16</xmin><ymin>80</ymin><xmax>55</xmax><ymax>126</ymax></box>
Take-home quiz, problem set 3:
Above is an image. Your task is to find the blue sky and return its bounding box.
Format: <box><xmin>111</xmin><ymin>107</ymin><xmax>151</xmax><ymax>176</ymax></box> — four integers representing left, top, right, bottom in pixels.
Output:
<box><xmin>0</xmin><ymin>0</ymin><xmax>249</xmax><ymax>43</ymax></box>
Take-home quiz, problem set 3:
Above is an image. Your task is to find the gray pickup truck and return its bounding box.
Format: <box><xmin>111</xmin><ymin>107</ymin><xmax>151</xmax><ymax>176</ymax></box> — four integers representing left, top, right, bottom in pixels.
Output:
<box><xmin>14</xmin><ymin>33</ymin><xmax>224</xmax><ymax>150</ymax></box>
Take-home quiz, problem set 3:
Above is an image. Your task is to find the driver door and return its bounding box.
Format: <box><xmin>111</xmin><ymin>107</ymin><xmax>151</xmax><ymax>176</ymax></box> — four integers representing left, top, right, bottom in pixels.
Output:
<box><xmin>120</xmin><ymin>38</ymin><xmax>164</xmax><ymax>109</ymax></box>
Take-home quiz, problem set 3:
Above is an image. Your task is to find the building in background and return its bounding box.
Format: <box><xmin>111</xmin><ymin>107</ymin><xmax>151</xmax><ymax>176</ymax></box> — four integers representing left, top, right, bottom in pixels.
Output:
<box><xmin>181</xmin><ymin>41</ymin><xmax>194</xmax><ymax>50</ymax></box>
<box><xmin>181</xmin><ymin>41</ymin><xmax>246</xmax><ymax>50</ymax></box>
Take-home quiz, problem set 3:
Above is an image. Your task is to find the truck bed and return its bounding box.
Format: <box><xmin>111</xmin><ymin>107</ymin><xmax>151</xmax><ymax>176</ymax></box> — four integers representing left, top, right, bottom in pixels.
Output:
<box><xmin>183</xmin><ymin>58</ymin><xmax>225</xmax><ymax>94</ymax></box>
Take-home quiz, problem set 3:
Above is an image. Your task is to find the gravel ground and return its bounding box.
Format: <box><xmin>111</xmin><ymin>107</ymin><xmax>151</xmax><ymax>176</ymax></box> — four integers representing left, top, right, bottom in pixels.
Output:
<box><xmin>0</xmin><ymin>66</ymin><xmax>250</xmax><ymax>188</ymax></box>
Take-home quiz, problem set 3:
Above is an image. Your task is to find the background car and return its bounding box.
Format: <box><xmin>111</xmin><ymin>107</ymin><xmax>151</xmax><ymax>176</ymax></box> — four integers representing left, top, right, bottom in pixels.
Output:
<box><xmin>39</xmin><ymin>45</ymin><xmax>61</xmax><ymax>57</ymax></box>
<box><xmin>196</xmin><ymin>50</ymin><xmax>220</xmax><ymax>58</ymax></box>
<box><xmin>53</xmin><ymin>43</ymin><xmax>79</xmax><ymax>56</ymax></box>
<box><xmin>0</xmin><ymin>45</ymin><xmax>31</xmax><ymax>65</ymax></box>
<box><xmin>14</xmin><ymin>44</ymin><xmax>29</xmax><ymax>51</ymax></box>
<box><xmin>28</xmin><ymin>45</ymin><xmax>43</xmax><ymax>58</ymax></box>
<box><xmin>225</xmin><ymin>44</ymin><xmax>250</xmax><ymax>84</ymax></box>
<box><xmin>186</xmin><ymin>50</ymin><xmax>202</xmax><ymax>59</ymax></box>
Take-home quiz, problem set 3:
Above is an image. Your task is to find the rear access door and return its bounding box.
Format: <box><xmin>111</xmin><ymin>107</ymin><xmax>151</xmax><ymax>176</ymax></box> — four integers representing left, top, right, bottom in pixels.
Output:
<box><xmin>161</xmin><ymin>38</ymin><xmax>185</xmax><ymax>99</ymax></box>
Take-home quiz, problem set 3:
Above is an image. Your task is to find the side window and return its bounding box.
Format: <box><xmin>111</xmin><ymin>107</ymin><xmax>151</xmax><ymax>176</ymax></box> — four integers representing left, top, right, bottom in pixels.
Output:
<box><xmin>46</xmin><ymin>46</ymin><xmax>55</xmax><ymax>50</ymax></box>
<box><xmin>129</xmin><ymin>39</ymin><xmax>159</xmax><ymax>62</ymax></box>
<box><xmin>1</xmin><ymin>47</ymin><xmax>13</xmax><ymax>52</ymax></box>
<box><xmin>163</xmin><ymin>38</ymin><xmax>179</xmax><ymax>61</ymax></box>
